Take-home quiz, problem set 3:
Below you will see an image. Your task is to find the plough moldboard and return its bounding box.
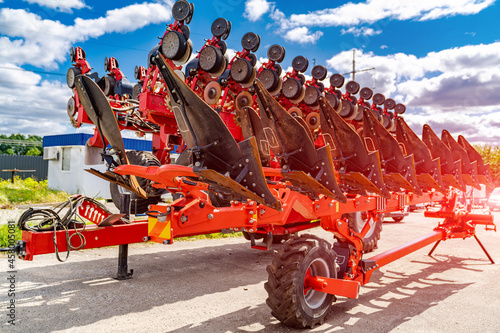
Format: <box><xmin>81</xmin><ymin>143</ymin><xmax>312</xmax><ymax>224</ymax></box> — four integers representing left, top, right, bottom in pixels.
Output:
<box><xmin>12</xmin><ymin>0</ymin><xmax>497</xmax><ymax>329</ymax></box>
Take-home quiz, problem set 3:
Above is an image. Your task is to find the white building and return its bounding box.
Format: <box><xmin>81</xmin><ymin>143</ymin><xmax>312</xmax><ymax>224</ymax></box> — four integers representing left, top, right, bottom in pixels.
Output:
<box><xmin>43</xmin><ymin>134</ymin><xmax>153</xmax><ymax>199</ymax></box>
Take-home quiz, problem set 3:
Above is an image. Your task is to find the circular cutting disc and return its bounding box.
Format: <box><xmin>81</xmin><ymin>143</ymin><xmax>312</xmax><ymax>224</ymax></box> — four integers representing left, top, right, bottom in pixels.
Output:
<box><xmin>161</xmin><ymin>30</ymin><xmax>188</xmax><ymax>61</ymax></box>
<box><xmin>67</xmin><ymin>97</ymin><xmax>76</xmax><ymax>117</ymax></box>
<box><xmin>268</xmin><ymin>78</ymin><xmax>283</xmax><ymax>96</ymax></box>
<box><xmin>199</xmin><ymin>45</ymin><xmax>224</xmax><ymax>73</ymax></box>
<box><xmin>174</xmin><ymin>69</ymin><xmax>185</xmax><ymax>81</ymax></box>
<box><xmin>325</xmin><ymin>93</ymin><xmax>339</xmax><ymax>109</ymax></box>
<box><xmin>217</xmin><ymin>40</ymin><xmax>227</xmax><ymax>55</ymax></box>
<box><xmin>354</xmin><ymin>105</ymin><xmax>366</xmax><ymax>122</ymax></box>
<box><xmin>311</xmin><ymin>65</ymin><xmax>327</xmax><ymax>81</ymax></box>
<box><xmin>359</xmin><ymin>87</ymin><xmax>373</xmax><ymax>100</ymax></box>
<box><xmin>239</xmin><ymin>68</ymin><xmax>256</xmax><ymax>88</ymax></box>
<box><xmin>132</xmin><ymin>84</ymin><xmax>142</xmax><ymax>100</ymax></box>
<box><xmin>306</xmin><ymin>112</ymin><xmax>320</xmax><ymax>130</ymax></box>
<box><xmin>333</xmin><ymin>89</ymin><xmax>342</xmax><ymax>99</ymax></box>
<box><xmin>203</xmin><ymin>81</ymin><xmax>222</xmax><ymax>105</ymax></box>
<box><xmin>230</xmin><ymin>58</ymin><xmax>253</xmax><ymax>83</ymax></box>
<box><xmin>172</xmin><ymin>0</ymin><xmax>191</xmax><ymax>21</ymax></box>
<box><xmin>241</xmin><ymin>32</ymin><xmax>260</xmax><ymax>51</ymax></box>
<box><xmin>209</xmin><ymin>56</ymin><xmax>228</xmax><ymax>78</ymax></box>
<box><xmin>339</xmin><ymin>99</ymin><xmax>354</xmax><ymax>118</ymax></box>
<box><xmin>211</xmin><ymin>18</ymin><xmax>229</xmax><ymax>38</ymax></box>
<box><xmin>345</xmin><ymin>81</ymin><xmax>360</xmax><ymax>95</ymax></box>
<box><xmin>273</xmin><ymin>64</ymin><xmax>282</xmax><ymax>76</ymax></box>
<box><xmin>384</xmin><ymin>98</ymin><xmax>396</xmax><ymax>110</ymax></box>
<box><xmin>371</xmin><ymin>108</ymin><xmax>382</xmax><ymax>122</ymax></box>
<box><xmin>66</xmin><ymin>67</ymin><xmax>81</xmax><ymax>89</ymax></box>
<box><xmin>251</xmin><ymin>35</ymin><xmax>261</xmax><ymax>53</ymax></box>
<box><xmin>247</xmin><ymin>53</ymin><xmax>257</xmax><ymax>67</ymax></box>
<box><xmin>180</xmin><ymin>24</ymin><xmax>190</xmax><ymax>39</ymax></box>
<box><xmin>330</xmin><ymin>74</ymin><xmax>345</xmax><ymax>88</ymax></box>
<box><xmin>235</xmin><ymin>91</ymin><xmax>253</xmax><ymax>112</ymax></box>
<box><xmin>282</xmin><ymin>78</ymin><xmax>303</xmax><ymax>100</ymax></box>
<box><xmin>70</xmin><ymin>46</ymin><xmax>75</xmax><ymax>63</ymax></box>
<box><xmin>288</xmin><ymin>107</ymin><xmax>303</xmax><ymax>118</ymax></box>
<box><xmin>297</xmin><ymin>74</ymin><xmax>305</xmax><ymax>86</ymax></box>
<box><xmin>267</xmin><ymin>44</ymin><xmax>286</xmax><ymax>63</ymax></box>
<box><xmin>172</xmin><ymin>39</ymin><xmax>192</xmax><ymax>66</ymax></box>
<box><xmin>103</xmin><ymin>76</ymin><xmax>115</xmax><ymax>96</ymax></box>
<box><xmin>147</xmin><ymin>44</ymin><xmax>160</xmax><ymax>67</ymax></box>
<box><xmin>292</xmin><ymin>55</ymin><xmax>309</xmax><ymax>73</ymax></box>
<box><xmin>395</xmin><ymin>103</ymin><xmax>406</xmax><ymax>114</ymax></box>
<box><xmin>104</xmin><ymin>57</ymin><xmax>109</xmax><ymax>72</ymax></box>
<box><xmin>258</xmin><ymin>68</ymin><xmax>280</xmax><ymax>92</ymax></box>
<box><xmin>373</xmin><ymin>93</ymin><xmax>385</xmax><ymax>105</ymax></box>
<box><xmin>303</xmin><ymin>86</ymin><xmax>320</xmax><ymax>106</ymax></box>
<box><xmin>184</xmin><ymin>58</ymin><xmax>198</xmax><ymax>77</ymax></box>
<box><xmin>381</xmin><ymin>114</ymin><xmax>391</xmax><ymax>129</ymax></box>
<box><xmin>134</xmin><ymin>66</ymin><xmax>140</xmax><ymax>80</ymax></box>
<box><xmin>221</xmin><ymin>20</ymin><xmax>231</xmax><ymax>40</ymax></box>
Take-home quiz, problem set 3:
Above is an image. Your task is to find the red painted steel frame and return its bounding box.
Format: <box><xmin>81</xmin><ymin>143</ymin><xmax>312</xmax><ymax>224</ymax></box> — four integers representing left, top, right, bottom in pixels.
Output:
<box><xmin>21</xmin><ymin>222</ymin><xmax>148</xmax><ymax>261</ymax></box>
<box><xmin>305</xmin><ymin>195</ymin><xmax>495</xmax><ymax>299</ymax></box>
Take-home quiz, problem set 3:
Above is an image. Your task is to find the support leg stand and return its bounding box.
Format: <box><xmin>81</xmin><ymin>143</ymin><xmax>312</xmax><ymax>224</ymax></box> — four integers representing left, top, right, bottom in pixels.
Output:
<box><xmin>474</xmin><ymin>234</ymin><xmax>495</xmax><ymax>264</ymax></box>
<box><xmin>114</xmin><ymin>193</ymin><xmax>134</xmax><ymax>280</ymax></box>
<box><xmin>428</xmin><ymin>240</ymin><xmax>441</xmax><ymax>257</ymax></box>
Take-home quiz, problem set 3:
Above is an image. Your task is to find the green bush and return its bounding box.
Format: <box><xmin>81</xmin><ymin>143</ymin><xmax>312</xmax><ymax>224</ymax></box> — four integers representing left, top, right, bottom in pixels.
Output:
<box><xmin>0</xmin><ymin>177</ymin><xmax>68</xmax><ymax>207</ymax></box>
<box><xmin>475</xmin><ymin>145</ymin><xmax>500</xmax><ymax>187</ymax></box>
<box><xmin>0</xmin><ymin>223</ymin><xmax>21</xmax><ymax>248</ymax></box>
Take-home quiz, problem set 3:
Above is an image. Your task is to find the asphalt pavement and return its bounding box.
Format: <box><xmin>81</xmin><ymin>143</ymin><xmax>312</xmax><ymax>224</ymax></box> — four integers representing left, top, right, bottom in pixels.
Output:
<box><xmin>1</xmin><ymin>209</ymin><xmax>500</xmax><ymax>332</ymax></box>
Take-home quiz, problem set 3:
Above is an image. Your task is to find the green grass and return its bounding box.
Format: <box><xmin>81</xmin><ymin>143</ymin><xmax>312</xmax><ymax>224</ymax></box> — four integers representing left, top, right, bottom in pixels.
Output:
<box><xmin>0</xmin><ymin>177</ymin><xmax>69</xmax><ymax>247</ymax></box>
<box><xmin>0</xmin><ymin>177</ymin><xmax>69</xmax><ymax>208</ymax></box>
<box><xmin>176</xmin><ymin>231</ymin><xmax>243</xmax><ymax>241</ymax></box>
<box><xmin>0</xmin><ymin>177</ymin><xmax>244</xmax><ymax>248</ymax></box>
<box><xmin>0</xmin><ymin>223</ymin><xmax>22</xmax><ymax>248</ymax></box>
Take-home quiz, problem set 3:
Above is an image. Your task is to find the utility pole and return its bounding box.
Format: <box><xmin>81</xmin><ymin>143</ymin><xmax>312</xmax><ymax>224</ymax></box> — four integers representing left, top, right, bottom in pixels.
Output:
<box><xmin>342</xmin><ymin>50</ymin><xmax>375</xmax><ymax>85</ymax></box>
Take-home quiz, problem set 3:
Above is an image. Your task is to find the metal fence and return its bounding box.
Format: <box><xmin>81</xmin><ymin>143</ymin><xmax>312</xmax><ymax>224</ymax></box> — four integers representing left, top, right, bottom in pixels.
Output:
<box><xmin>0</xmin><ymin>154</ymin><xmax>48</xmax><ymax>181</ymax></box>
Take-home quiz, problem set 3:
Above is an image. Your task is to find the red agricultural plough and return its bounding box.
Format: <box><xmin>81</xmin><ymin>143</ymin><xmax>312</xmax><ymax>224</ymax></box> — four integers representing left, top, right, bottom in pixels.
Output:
<box><xmin>10</xmin><ymin>0</ymin><xmax>497</xmax><ymax>328</ymax></box>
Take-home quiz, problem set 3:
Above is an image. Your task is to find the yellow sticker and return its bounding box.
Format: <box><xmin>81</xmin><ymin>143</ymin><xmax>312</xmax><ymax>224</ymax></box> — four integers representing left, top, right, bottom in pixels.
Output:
<box><xmin>159</xmin><ymin>221</ymin><xmax>171</xmax><ymax>240</ymax></box>
<box><xmin>148</xmin><ymin>217</ymin><xmax>156</xmax><ymax>233</ymax></box>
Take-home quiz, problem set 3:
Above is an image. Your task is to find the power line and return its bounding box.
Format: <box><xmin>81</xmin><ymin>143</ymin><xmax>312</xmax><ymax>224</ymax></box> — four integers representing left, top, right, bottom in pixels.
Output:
<box><xmin>0</xmin><ymin>66</ymin><xmax>65</xmax><ymax>77</ymax></box>
<box><xmin>0</xmin><ymin>138</ymin><xmax>42</xmax><ymax>146</ymax></box>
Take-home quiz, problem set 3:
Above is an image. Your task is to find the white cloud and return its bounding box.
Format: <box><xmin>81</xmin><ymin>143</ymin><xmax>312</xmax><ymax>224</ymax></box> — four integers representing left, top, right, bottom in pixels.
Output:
<box><xmin>380</xmin><ymin>45</ymin><xmax>388</xmax><ymax>49</ymax></box>
<box><xmin>0</xmin><ymin>3</ymin><xmax>173</xmax><ymax>69</ymax></box>
<box><xmin>0</xmin><ymin>2</ymin><xmax>175</xmax><ymax>136</ymax></box>
<box><xmin>269</xmin><ymin>0</ymin><xmax>494</xmax><ymax>44</ymax></box>
<box><xmin>283</xmin><ymin>27</ymin><xmax>323</xmax><ymax>44</ymax></box>
<box><xmin>326</xmin><ymin>42</ymin><xmax>500</xmax><ymax>144</ymax></box>
<box><xmin>282</xmin><ymin>0</ymin><xmax>494</xmax><ymax>28</ymax></box>
<box><xmin>341</xmin><ymin>27</ymin><xmax>382</xmax><ymax>37</ymax></box>
<box><xmin>0</xmin><ymin>64</ymin><xmax>74</xmax><ymax>136</ymax></box>
<box><xmin>23</xmin><ymin>0</ymin><xmax>88</xmax><ymax>13</ymax></box>
<box><xmin>244</xmin><ymin>0</ymin><xmax>272</xmax><ymax>22</ymax></box>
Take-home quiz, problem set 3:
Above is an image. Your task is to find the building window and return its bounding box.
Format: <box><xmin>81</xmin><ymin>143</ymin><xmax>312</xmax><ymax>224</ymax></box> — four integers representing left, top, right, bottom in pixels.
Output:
<box><xmin>62</xmin><ymin>147</ymin><xmax>71</xmax><ymax>171</ymax></box>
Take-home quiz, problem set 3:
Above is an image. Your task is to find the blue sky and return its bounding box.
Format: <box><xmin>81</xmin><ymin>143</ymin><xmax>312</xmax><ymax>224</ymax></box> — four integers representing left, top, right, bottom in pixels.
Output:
<box><xmin>1</xmin><ymin>0</ymin><xmax>499</xmax><ymax>144</ymax></box>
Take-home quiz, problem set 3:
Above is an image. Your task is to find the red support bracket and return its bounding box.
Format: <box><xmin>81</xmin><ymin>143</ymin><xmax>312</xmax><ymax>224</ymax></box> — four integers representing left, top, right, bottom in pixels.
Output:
<box><xmin>21</xmin><ymin>222</ymin><xmax>148</xmax><ymax>261</ymax></box>
<box><xmin>304</xmin><ymin>275</ymin><xmax>361</xmax><ymax>299</ymax></box>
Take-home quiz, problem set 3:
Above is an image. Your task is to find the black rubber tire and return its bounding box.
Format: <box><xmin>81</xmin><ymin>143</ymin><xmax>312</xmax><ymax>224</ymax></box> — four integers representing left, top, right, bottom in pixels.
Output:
<box><xmin>392</xmin><ymin>216</ymin><xmax>404</xmax><ymax>222</ymax></box>
<box><xmin>110</xmin><ymin>150</ymin><xmax>163</xmax><ymax>214</ymax></box>
<box><xmin>242</xmin><ymin>231</ymin><xmax>292</xmax><ymax>244</ymax></box>
<box><xmin>345</xmin><ymin>211</ymin><xmax>382</xmax><ymax>253</ymax></box>
<box><xmin>265</xmin><ymin>234</ymin><xmax>338</xmax><ymax>328</ymax></box>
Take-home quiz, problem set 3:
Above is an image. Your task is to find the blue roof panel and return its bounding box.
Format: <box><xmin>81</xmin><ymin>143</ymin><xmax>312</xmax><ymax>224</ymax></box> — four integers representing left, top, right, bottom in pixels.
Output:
<box><xmin>43</xmin><ymin>134</ymin><xmax>152</xmax><ymax>151</ymax></box>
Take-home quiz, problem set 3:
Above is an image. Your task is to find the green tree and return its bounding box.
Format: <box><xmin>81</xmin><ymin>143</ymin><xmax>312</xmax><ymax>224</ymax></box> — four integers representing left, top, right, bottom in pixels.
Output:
<box><xmin>0</xmin><ymin>133</ymin><xmax>42</xmax><ymax>156</ymax></box>
<box><xmin>26</xmin><ymin>147</ymin><xmax>41</xmax><ymax>156</ymax></box>
<box><xmin>475</xmin><ymin>144</ymin><xmax>500</xmax><ymax>187</ymax></box>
